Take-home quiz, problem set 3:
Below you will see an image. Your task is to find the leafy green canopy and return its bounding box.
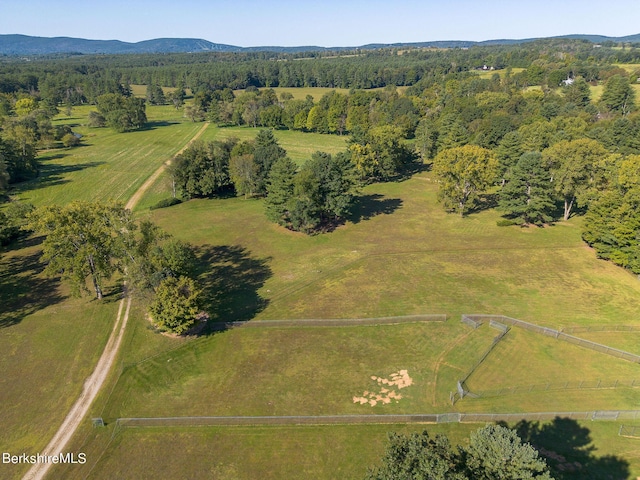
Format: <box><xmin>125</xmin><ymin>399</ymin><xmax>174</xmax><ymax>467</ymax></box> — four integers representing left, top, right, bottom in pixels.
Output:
<box><xmin>27</xmin><ymin>201</ymin><xmax>134</xmax><ymax>299</ymax></box>
<box><xmin>366</xmin><ymin>425</ymin><xmax>552</xmax><ymax>480</ymax></box>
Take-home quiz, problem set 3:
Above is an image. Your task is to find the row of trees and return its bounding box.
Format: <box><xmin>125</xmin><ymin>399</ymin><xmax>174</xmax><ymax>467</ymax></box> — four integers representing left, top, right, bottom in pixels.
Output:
<box><xmin>170</xmin><ymin>128</ymin><xmax>416</xmax><ymax>233</ymax></box>
<box><xmin>170</xmin><ymin>129</ymin><xmax>287</xmax><ymax>199</ymax></box>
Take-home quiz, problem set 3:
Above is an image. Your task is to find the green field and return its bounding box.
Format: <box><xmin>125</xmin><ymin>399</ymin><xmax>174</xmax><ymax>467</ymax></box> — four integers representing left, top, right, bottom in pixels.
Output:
<box><xmin>5</xmin><ymin>88</ymin><xmax>640</xmax><ymax>478</ymax></box>
<box><xmin>12</xmin><ymin>105</ymin><xmax>203</xmax><ymax>207</ymax></box>
<box><xmin>196</xmin><ymin>124</ymin><xmax>348</xmax><ymax>163</ymax></box>
<box><xmin>133</xmin><ymin>125</ymin><xmax>348</xmax><ymax>211</ymax></box>
<box><xmin>34</xmin><ymin>169</ymin><xmax>640</xmax><ymax>478</ymax></box>
<box><xmin>0</xmin><ymin>237</ymin><xmax>118</xmax><ymax>474</ymax></box>
<box><xmin>50</xmin><ymin>420</ymin><xmax>640</xmax><ymax>480</ymax></box>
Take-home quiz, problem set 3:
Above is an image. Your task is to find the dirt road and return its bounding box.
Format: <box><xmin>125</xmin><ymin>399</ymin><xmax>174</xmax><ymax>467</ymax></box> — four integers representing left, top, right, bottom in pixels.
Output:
<box><xmin>22</xmin><ymin>122</ymin><xmax>210</xmax><ymax>480</ymax></box>
<box><xmin>125</xmin><ymin>122</ymin><xmax>209</xmax><ymax>210</ymax></box>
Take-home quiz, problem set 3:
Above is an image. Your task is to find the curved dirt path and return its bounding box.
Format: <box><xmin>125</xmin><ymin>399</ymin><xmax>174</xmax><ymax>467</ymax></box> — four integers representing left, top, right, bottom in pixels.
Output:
<box><xmin>23</xmin><ymin>122</ymin><xmax>210</xmax><ymax>480</ymax></box>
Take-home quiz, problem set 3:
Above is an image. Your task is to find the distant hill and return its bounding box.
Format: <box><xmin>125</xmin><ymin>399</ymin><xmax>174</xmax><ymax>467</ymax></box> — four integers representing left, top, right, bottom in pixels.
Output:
<box><xmin>1</xmin><ymin>33</ymin><xmax>640</xmax><ymax>56</ymax></box>
<box><xmin>0</xmin><ymin>35</ymin><xmax>240</xmax><ymax>55</ymax></box>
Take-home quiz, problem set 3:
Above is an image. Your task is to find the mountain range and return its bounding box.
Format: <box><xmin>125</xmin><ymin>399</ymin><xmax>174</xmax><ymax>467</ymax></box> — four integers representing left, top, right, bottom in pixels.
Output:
<box><xmin>1</xmin><ymin>33</ymin><xmax>640</xmax><ymax>56</ymax></box>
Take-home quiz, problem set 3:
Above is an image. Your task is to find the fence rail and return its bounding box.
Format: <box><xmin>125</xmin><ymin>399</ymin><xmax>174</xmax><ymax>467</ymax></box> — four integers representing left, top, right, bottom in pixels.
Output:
<box><xmin>462</xmin><ymin>315</ymin><xmax>640</xmax><ymax>364</ymax></box>
<box><xmin>465</xmin><ymin>378</ymin><xmax>640</xmax><ymax>399</ymax></box>
<box><xmin>209</xmin><ymin>314</ymin><xmax>448</xmax><ymax>331</ymax></box>
<box><xmin>115</xmin><ymin>410</ymin><xmax>640</xmax><ymax>428</ymax></box>
<box><xmin>619</xmin><ymin>424</ymin><xmax>640</xmax><ymax>438</ymax></box>
<box><xmin>561</xmin><ymin>325</ymin><xmax>640</xmax><ymax>334</ymax></box>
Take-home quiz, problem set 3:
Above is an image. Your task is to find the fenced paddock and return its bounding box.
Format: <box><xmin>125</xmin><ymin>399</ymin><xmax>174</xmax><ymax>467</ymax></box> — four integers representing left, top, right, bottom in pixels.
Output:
<box><xmin>462</xmin><ymin>315</ymin><xmax>640</xmax><ymax>364</ymax></box>
<box><xmin>461</xmin><ymin>378</ymin><xmax>640</xmax><ymax>399</ymax></box>
<box><xmin>452</xmin><ymin>314</ymin><xmax>640</xmax><ymax>404</ymax></box>
<box><xmin>451</xmin><ymin>317</ymin><xmax>511</xmax><ymax>403</ymax></box>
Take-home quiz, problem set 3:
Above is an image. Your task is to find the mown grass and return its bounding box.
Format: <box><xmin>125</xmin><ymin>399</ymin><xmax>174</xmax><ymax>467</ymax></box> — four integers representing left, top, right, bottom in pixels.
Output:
<box><xmin>197</xmin><ymin>124</ymin><xmax>348</xmax><ymax>163</ymax></box>
<box><xmin>462</xmin><ymin>326</ymin><xmax>640</xmax><ymax>413</ymax></box>
<box><xmin>100</xmin><ymin>321</ymin><xmax>497</xmax><ymax>420</ymax></box>
<box><xmin>50</xmin><ymin>420</ymin><xmax>638</xmax><ymax>480</ymax></box>
<box><xmin>0</xmin><ymin>236</ymin><xmax>118</xmax><ymax>476</ymax></box>
<box><xmin>6</xmin><ymin>92</ymin><xmax>640</xmax><ymax>478</ymax></box>
<box><xmin>12</xmin><ymin>105</ymin><xmax>203</xmax><ymax>207</ymax></box>
<box><xmin>48</xmin><ymin>423</ymin><xmax>480</xmax><ymax>480</ymax></box>
<box><xmin>67</xmin><ymin>169</ymin><xmax>640</xmax><ymax>477</ymax></box>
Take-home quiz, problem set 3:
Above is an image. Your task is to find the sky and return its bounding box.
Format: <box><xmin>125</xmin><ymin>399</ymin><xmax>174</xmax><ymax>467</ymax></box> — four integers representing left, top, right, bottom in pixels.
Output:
<box><xmin>1</xmin><ymin>0</ymin><xmax>640</xmax><ymax>47</ymax></box>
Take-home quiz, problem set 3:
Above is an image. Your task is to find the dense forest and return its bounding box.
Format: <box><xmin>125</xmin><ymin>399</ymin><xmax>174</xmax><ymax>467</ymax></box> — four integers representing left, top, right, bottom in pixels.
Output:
<box><xmin>2</xmin><ymin>38</ymin><xmax>640</xmax><ymax>274</ymax></box>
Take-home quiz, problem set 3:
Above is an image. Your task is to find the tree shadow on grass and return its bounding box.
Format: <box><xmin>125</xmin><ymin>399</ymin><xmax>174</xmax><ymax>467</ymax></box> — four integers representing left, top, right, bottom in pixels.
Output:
<box><xmin>499</xmin><ymin>417</ymin><xmax>630</xmax><ymax>479</ymax></box>
<box><xmin>466</xmin><ymin>192</ymin><xmax>499</xmax><ymax>215</ymax></box>
<box><xmin>0</xmin><ymin>236</ymin><xmax>65</xmax><ymax>329</ymax></box>
<box><xmin>347</xmin><ymin>194</ymin><xmax>403</xmax><ymax>224</ymax></box>
<box><xmin>11</xmin><ymin>156</ymin><xmax>106</xmax><ymax>195</ymax></box>
<box><xmin>193</xmin><ymin>245</ymin><xmax>272</xmax><ymax>333</ymax></box>
<box><xmin>140</xmin><ymin>121</ymin><xmax>179</xmax><ymax>131</ymax></box>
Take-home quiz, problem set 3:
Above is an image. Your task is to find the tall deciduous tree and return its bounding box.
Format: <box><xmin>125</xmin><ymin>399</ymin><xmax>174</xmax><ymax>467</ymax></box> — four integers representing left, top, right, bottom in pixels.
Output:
<box><xmin>433</xmin><ymin>145</ymin><xmax>498</xmax><ymax>216</ymax></box>
<box><xmin>27</xmin><ymin>201</ymin><xmax>133</xmax><ymax>299</ymax></box>
<box><xmin>173</xmin><ymin>139</ymin><xmax>237</xmax><ymax>198</ymax></box>
<box><xmin>229</xmin><ymin>154</ymin><xmax>259</xmax><ymax>198</ymax></box>
<box><xmin>543</xmin><ymin>139</ymin><xmax>607</xmax><ymax>220</ymax></box>
<box><xmin>149</xmin><ymin>275</ymin><xmax>201</xmax><ymax>335</ymax></box>
<box><xmin>95</xmin><ymin>93</ymin><xmax>147</xmax><ymax>132</ymax></box>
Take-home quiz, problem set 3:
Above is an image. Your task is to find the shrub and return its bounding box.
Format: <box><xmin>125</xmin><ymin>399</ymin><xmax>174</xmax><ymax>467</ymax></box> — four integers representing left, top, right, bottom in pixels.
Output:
<box><xmin>150</xmin><ymin>197</ymin><xmax>182</xmax><ymax>210</ymax></box>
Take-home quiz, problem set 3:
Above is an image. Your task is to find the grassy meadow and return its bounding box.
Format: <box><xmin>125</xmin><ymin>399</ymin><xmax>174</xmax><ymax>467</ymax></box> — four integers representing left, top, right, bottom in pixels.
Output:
<box><xmin>12</xmin><ymin>104</ymin><xmax>203</xmax><ymax>207</ymax></box>
<box><xmin>48</xmin><ymin>168</ymin><xmax>640</xmax><ymax>478</ymax></box>
<box><xmin>0</xmin><ymin>236</ymin><xmax>119</xmax><ymax>478</ymax></box>
<box><xmin>51</xmin><ymin>420</ymin><xmax>639</xmax><ymax>480</ymax></box>
<box><xmin>4</xmin><ymin>88</ymin><xmax>640</xmax><ymax>478</ymax></box>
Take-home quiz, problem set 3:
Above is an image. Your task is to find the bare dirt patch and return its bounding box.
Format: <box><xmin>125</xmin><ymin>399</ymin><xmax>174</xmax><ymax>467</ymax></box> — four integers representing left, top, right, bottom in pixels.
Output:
<box><xmin>353</xmin><ymin>370</ymin><xmax>413</xmax><ymax>407</ymax></box>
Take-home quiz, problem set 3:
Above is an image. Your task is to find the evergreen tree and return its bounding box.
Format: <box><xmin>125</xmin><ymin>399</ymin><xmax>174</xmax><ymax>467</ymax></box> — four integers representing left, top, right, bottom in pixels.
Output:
<box><xmin>253</xmin><ymin>129</ymin><xmax>287</xmax><ymax>193</ymax></box>
<box><xmin>600</xmin><ymin>75</ymin><xmax>636</xmax><ymax>116</ymax></box>
<box><xmin>264</xmin><ymin>156</ymin><xmax>297</xmax><ymax>225</ymax></box>
<box><xmin>496</xmin><ymin>131</ymin><xmax>524</xmax><ymax>186</ymax></box>
<box><xmin>498</xmin><ymin>152</ymin><xmax>555</xmax><ymax>225</ymax></box>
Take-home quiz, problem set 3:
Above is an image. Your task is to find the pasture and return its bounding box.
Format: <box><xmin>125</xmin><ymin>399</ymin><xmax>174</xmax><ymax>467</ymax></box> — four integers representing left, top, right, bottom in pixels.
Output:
<box><xmin>13</xmin><ymin>105</ymin><xmax>203</xmax><ymax>207</ymax></box>
<box><xmin>51</xmin><ymin>421</ymin><xmax>638</xmax><ymax>480</ymax></box>
<box><xmin>40</xmin><ymin>171</ymin><xmax>640</xmax><ymax>478</ymax></box>
<box><xmin>0</xmin><ymin>236</ymin><xmax>118</xmax><ymax>478</ymax></box>
<box><xmin>4</xmin><ymin>89</ymin><xmax>640</xmax><ymax>478</ymax></box>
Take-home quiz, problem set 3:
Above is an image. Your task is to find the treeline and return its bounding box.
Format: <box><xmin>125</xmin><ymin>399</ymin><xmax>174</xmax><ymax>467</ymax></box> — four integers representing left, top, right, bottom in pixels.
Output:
<box><xmin>2</xmin><ymin>39</ymin><xmax>640</xmax><ymax>102</ymax></box>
